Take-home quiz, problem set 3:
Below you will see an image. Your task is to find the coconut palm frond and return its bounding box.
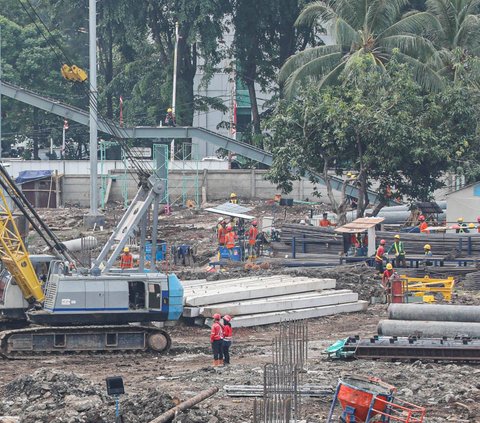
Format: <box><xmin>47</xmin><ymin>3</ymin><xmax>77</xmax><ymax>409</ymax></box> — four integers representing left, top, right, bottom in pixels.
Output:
<box><xmin>295</xmin><ymin>1</ymin><xmax>337</xmax><ymax>27</ymax></box>
<box><xmin>365</xmin><ymin>0</ymin><xmax>408</xmax><ymax>33</ymax></box>
<box><xmin>333</xmin><ymin>17</ymin><xmax>361</xmax><ymax>47</ymax></box>
<box><xmin>331</xmin><ymin>0</ymin><xmax>368</xmax><ymax>29</ymax></box>
<box><xmin>283</xmin><ymin>52</ymin><xmax>344</xmax><ymax>99</ymax></box>
<box><xmin>395</xmin><ymin>51</ymin><xmax>446</xmax><ymax>91</ymax></box>
<box><xmin>379</xmin><ymin>35</ymin><xmax>438</xmax><ymax>62</ymax></box>
<box><xmin>318</xmin><ymin>61</ymin><xmax>347</xmax><ymax>89</ymax></box>
<box><xmin>455</xmin><ymin>14</ymin><xmax>480</xmax><ymax>49</ymax></box>
<box><xmin>279</xmin><ymin>45</ymin><xmax>343</xmax><ymax>85</ymax></box>
<box><xmin>426</xmin><ymin>0</ymin><xmax>458</xmax><ymax>44</ymax></box>
<box><xmin>379</xmin><ymin>12</ymin><xmax>442</xmax><ymax>41</ymax></box>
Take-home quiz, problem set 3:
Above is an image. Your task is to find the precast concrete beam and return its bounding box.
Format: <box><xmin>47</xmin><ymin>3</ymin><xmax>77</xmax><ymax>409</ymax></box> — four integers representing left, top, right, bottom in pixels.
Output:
<box><xmin>378</xmin><ymin>319</ymin><xmax>480</xmax><ymax>338</ymax></box>
<box><xmin>200</xmin><ymin>290</ymin><xmax>358</xmax><ymax>317</ymax></box>
<box><xmin>388</xmin><ymin>304</ymin><xmax>480</xmax><ymax>323</ymax></box>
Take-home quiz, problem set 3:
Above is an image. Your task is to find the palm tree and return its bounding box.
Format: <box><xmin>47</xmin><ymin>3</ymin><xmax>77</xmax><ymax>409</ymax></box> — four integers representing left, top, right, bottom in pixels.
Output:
<box><xmin>279</xmin><ymin>0</ymin><xmax>443</xmax><ymax>97</ymax></box>
<box><xmin>426</xmin><ymin>0</ymin><xmax>480</xmax><ymax>81</ymax></box>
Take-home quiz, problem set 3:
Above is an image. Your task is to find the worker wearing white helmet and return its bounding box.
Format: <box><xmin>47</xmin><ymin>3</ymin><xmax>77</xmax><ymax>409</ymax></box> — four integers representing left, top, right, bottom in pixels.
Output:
<box><xmin>216</xmin><ymin>217</ymin><xmax>227</xmax><ymax>246</ymax></box>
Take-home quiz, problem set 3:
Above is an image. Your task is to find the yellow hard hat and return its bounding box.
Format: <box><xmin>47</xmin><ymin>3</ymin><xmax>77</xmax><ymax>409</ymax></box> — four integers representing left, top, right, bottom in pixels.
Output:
<box><xmin>230</xmin><ymin>192</ymin><xmax>237</xmax><ymax>198</ymax></box>
<box><xmin>394</xmin><ymin>235</ymin><xmax>400</xmax><ymax>239</ymax></box>
<box><xmin>469</xmin><ymin>223</ymin><xmax>475</xmax><ymax>229</ymax></box>
<box><xmin>386</xmin><ymin>263</ymin><xmax>393</xmax><ymax>270</ymax></box>
<box><xmin>167</xmin><ymin>108</ymin><xmax>173</xmax><ymax>112</ymax></box>
<box><xmin>424</xmin><ymin>244</ymin><xmax>431</xmax><ymax>250</ymax></box>
<box><xmin>457</xmin><ymin>217</ymin><xmax>464</xmax><ymax>222</ymax></box>
<box><xmin>123</xmin><ymin>247</ymin><xmax>129</xmax><ymax>253</ymax></box>
<box><xmin>346</xmin><ymin>172</ymin><xmax>352</xmax><ymax>177</ymax></box>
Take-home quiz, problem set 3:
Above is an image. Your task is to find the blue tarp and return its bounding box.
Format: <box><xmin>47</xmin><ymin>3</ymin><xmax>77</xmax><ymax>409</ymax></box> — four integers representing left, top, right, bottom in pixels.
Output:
<box><xmin>15</xmin><ymin>170</ymin><xmax>53</xmax><ymax>184</ymax></box>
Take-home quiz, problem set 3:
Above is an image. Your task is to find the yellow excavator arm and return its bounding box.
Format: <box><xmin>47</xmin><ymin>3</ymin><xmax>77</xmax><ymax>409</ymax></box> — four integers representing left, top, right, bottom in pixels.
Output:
<box><xmin>0</xmin><ymin>188</ymin><xmax>44</xmax><ymax>303</ymax></box>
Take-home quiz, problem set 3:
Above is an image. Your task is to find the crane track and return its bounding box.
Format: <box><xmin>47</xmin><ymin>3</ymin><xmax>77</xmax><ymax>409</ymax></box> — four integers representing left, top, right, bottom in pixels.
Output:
<box><xmin>0</xmin><ymin>325</ymin><xmax>172</xmax><ymax>359</ymax></box>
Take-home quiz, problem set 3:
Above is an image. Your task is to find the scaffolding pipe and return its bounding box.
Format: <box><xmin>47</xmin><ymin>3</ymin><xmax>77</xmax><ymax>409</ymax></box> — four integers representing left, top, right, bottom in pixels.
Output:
<box><xmin>378</xmin><ymin>319</ymin><xmax>480</xmax><ymax>338</ymax></box>
<box><xmin>148</xmin><ymin>387</ymin><xmax>219</xmax><ymax>423</ymax></box>
<box><xmin>388</xmin><ymin>304</ymin><xmax>480</xmax><ymax>323</ymax></box>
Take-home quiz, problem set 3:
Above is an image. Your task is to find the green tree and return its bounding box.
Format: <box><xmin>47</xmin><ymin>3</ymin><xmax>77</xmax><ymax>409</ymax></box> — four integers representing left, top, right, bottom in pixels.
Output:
<box><xmin>279</xmin><ymin>0</ymin><xmax>443</xmax><ymax>97</ymax></box>
<box><xmin>267</xmin><ymin>57</ymin><xmax>470</xmax><ymax>222</ymax></box>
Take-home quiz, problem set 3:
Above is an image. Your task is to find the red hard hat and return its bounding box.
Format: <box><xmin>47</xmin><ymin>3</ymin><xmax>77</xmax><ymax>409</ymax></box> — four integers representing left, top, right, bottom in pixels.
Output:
<box><xmin>223</xmin><ymin>315</ymin><xmax>232</xmax><ymax>322</ymax></box>
<box><xmin>419</xmin><ymin>215</ymin><xmax>425</xmax><ymax>221</ymax></box>
<box><xmin>226</xmin><ymin>225</ymin><xmax>232</xmax><ymax>232</ymax></box>
<box><xmin>380</xmin><ymin>239</ymin><xmax>386</xmax><ymax>245</ymax></box>
<box><xmin>213</xmin><ymin>313</ymin><xmax>221</xmax><ymax>320</ymax></box>
<box><xmin>252</xmin><ymin>220</ymin><xmax>257</xmax><ymax>226</ymax></box>
<box><xmin>477</xmin><ymin>216</ymin><xmax>480</xmax><ymax>223</ymax></box>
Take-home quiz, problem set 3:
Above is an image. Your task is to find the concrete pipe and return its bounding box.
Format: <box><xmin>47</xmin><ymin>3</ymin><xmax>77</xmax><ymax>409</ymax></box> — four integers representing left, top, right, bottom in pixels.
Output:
<box><xmin>388</xmin><ymin>304</ymin><xmax>480</xmax><ymax>323</ymax></box>
<box><xmin>378</xmin><ymin>319</ymin><xmax>480</xmax><ymax>338</ymax></box>
<box><xmin>60</xmin><ymin>236</ymin><xmax>98</xmax><ymax>252</ymax></box>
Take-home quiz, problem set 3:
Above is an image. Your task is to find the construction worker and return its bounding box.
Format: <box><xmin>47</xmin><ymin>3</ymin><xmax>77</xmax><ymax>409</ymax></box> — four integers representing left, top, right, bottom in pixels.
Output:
<box><xmin>382</xmin><ymin>263</ymin><xmax>394</xmax><ymax>289</ymax></box>
<box><xmin>319</xmin><ymin>212</ymin><xmax>332</xmax><ymax>227</ymax></box>
<box><xmin>387</xmin><ymin>235</ymin><xmax>406</xmax><ymax>268</ymax></box>
<box><xmin>222</xmin><ymin>315</ymin><xmax>233</xmax><ymax>365</ymax></box>
<box><xmin>247</xmin><ymin>220</ymin><xmax>259</xmax><ymax>259</ymax></box>
<box><xmin>164</xmin><ymin>108</ymin><xmax>176</xmax><ymax>127</ymax></box>
<box><xmin>230</xmin><ymin>192</ymin><xmax>238</xmax><ymax>204</ymax></box>
<box><xmin>375</xmin><ymin>239</ymin><xmax>387</xmax><ymax>274</ymax></box>
<box><xmin>477</xmin><ymin>217</ymin><xmax>480</xmax><ymax>233</ymax></box>
<box><xmin>210</xmin><ymin>313</ymin><xmax>224</xmax><ymax>366</ymax></box>
<box><xmin>120</xmin><ymin>247</ymin><xmax>133</xmax><ymax>269</ymax></box>
<box><xmin>216</xmin><ymin>217</ymin><xmax>227</xmax><ymax>246</ymax></box>
<box><xmin>418</xmin><ymin>215</ymin><xmax>429</xmax><ymax>234</ymax></box>
<box><xmin>456</xmin><ymin>217</ymin><xmax>469</xmax><ymax>233</ymax></box>
<box><xmin>423</xmin><ymin>244</ymin><xmax>433</xmax><ymax>267</ymax></box>
<box><xmin>225</xmin><ymin>225</ymin><xmax>237</xmax><ymax>259</ymax></box>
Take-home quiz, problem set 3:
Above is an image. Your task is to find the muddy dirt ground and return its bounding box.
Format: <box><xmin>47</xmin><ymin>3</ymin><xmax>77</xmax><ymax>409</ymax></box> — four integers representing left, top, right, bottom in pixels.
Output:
<box><xmin>3</xmin><ymin>204</ymin><xmax>480</xmax><ymax>422</ymax></box>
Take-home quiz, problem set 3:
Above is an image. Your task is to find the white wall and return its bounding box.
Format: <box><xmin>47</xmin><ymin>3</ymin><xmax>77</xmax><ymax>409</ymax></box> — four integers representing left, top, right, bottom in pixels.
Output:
<box><xmin>446</xmin><ymin>184</ymin><xmax>480</xmax><ymax>224</ymax></box>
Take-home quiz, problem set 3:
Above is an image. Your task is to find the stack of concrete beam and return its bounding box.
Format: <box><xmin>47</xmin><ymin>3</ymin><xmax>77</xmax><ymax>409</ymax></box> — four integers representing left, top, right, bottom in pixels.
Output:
<box><xmin>181</xmin><ymin>275</ymin><xmax>368</xmax><ymax>328</ymax></box>
<box><xmin>378</xmin><ymin>303</ymin><xmax>480</xmax><ymax>338</ymax></box>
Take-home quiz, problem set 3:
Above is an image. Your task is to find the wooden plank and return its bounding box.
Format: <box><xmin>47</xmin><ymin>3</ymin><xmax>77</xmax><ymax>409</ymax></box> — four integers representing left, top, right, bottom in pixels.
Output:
<box><xmin>185</xmin><ymin>279</ymin><xmax>337</xmax><ymax>306</ymax></box>
<box><xmin>200</xmin><ymin>290</ymin><xmax>358</xmax><ymax>317</ymax></box>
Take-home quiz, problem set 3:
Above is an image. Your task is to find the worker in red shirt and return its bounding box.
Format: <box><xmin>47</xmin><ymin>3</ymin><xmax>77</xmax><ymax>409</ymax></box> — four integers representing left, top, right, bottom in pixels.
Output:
<box><xmin>375</xmin><ymin>239</ymin><xmax>386</xmax><ymax>274</ymax></box>
<box><xmin>247</xmin><ymin>220</ymin><xmax>259</xmax><ymax>259</ymax></box>
<box><xmin>120</xmin><ymin>247</ymin><xmax>133</xmax><ymax>269</ymax></box>
<box><xmin>216</xmin><ymin>217</ymin><xmax>227</xmax><ymax>246</ymax></box>
<box><xmin>319</xmin><ymin>213</ymin><xmax>332</xmax><ymax>227</ymax></box>
<box><xmin>222</xmin><ymin>315</ymin><xmax>233</xmax><ymax>365</ymax></box>
<box><xmin>382</xmin><ymin>263</ymin><xmax>394</xmax><ymax>289</ymax></box>
<box><xmin>210</xmin><ymin>313</ymin><xmax>224</xmax><ymax>366</ymax></box>
<box><xmin>418</xmin><ymin>215</ymin><xmax>429</xmax><ymax>234</ymax></box>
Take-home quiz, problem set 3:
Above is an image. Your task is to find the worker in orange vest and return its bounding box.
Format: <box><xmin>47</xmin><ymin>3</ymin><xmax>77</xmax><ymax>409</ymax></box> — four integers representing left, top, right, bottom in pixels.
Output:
<box><xmin>120</xmin><ymin>247</ymin><xmax>133</xmax><ymax>269</ymax></box>
<box><xmin>225</xmin><ymin>225</ymin><xmax>237</xmax><ymax>259</ymax></box>
<box><xmin>319</xmin><ymin>212</ymin><xmax>332</xmax><ymax>227</ymax></box>
<box><xmin>210</xmin><ymin>313</ymin><xmax>224</xmax><ymax>366</ymax></box>
<box><xmin>418</xmin><ymin>215</ymin><xmax>429</xmax><ymax>234</ymax></box>
<box><xmin>247</xmin><ymin>220</ymin><xmax>259</xmax><ymax>259</ymax></box>
<box><xmin>216</xmin><ymin>217</ymin><xmax>227</xmax><ymax>246</ymax></box>
<box><xmin>375</xmin><ymin>239</ymin><xmax>386</xmax><ymax>274</ymax></box>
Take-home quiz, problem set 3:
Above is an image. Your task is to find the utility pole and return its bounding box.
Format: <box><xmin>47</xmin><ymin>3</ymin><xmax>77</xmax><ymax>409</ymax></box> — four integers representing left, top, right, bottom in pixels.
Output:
<box><xmin>84</xmin><ymin>0</ymin><xmax>104</xmax><ymax>228</ymax></box>
<box><xmin>170</xmin><ymin>22</ymin><xmax>179</xmax><ymax>162</ymax></box>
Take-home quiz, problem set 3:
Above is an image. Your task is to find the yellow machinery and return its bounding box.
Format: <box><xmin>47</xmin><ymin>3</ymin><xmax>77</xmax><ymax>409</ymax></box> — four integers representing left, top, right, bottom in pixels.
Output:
<box><xmin>400</xmin><ymin>275</ymin><xmax>455</xmax><ymax>302</ymax></box>
<box><xmin>61</xmin><ymin>64</ymin><xmax>88</xmax><ymax>82</ymax></box>
<box><xmin>0</xmin><ymin>187</ymin><xmax>44</xmax><ymax>303</ymax></box>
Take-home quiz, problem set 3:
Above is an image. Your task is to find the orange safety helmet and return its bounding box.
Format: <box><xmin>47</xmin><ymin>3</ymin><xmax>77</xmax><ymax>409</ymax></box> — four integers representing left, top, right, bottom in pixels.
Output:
<box><xmin>213</xmin><ymin>313</ymin><xmax>221</xmax><ymax>320</ymax></box>
<box><xmin>223</xmin><ymin>315</ymin><xmax>232</xmax><ymax>322</ymax></box>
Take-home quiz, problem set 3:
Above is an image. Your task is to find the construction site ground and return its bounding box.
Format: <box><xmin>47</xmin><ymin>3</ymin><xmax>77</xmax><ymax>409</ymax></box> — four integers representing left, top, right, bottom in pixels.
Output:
<box><xmin>3</xmin><ymin>203</ymin><xmax>480</xmax><ymax>422</ymax></box>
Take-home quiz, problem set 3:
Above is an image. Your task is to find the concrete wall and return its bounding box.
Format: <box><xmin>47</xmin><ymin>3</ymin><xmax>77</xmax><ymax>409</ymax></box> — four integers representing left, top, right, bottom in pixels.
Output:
<box><xmin>446</xmin><ymin>184</ymin><xmax>480</xmax><ymax>224</ymax></box>
<box><xmin>60</xmin><ymin>169</ymin><xmax>335</xmax><ymax>207</ymax></box>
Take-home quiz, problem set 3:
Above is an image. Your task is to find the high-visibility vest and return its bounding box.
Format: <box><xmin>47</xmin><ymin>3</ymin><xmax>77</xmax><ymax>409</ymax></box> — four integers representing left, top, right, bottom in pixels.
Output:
<box><xmin>225</xmin><ymin>232</ymin><xmax>236</xmax><ymax>249</ymax></box>
<box><xmin>217</xmin><ymin>225</ymin><xmax>226</xmax><ymax>244</ymax></box>
<box><xmin>393</xmin><ymin>241</ymin><xmax>405</xmax><ymax>255</ymax></box>
<box><xmin>248</xmin><ymin>227</ymin><xmax>258</xmax><ymax>245</ymax></box>
<box><xmin>210</xmin><ymin>322</ymin><xmax>224</xmax><ymax>342</ymax></box>
<box><xmin>120</xmin><ymin>253</ymin><xmax>133</xmax><ymax>269</ymax></box>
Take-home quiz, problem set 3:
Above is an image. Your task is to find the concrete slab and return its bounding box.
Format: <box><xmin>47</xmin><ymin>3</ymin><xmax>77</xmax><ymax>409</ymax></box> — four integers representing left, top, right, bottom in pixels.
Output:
<box><xmin>182</xmin><ymin>307</ymin><xmax>201</xmax><ymax>317</ymax></box>
<box><xmin>228</xmin><ymin>301</ymin><xmax>369</xmax><ymax>328</ymax></box>
<box><xmin>200</xmin><ymin>290</ymin><xmax>358</xmax><ymax>317</ymax></box>
<box><xmin>184</xmin><ymin>279</ymin><xmax>337</xmax><ymax>306</ymax></box>
<box><xmin>183</xmin><ymin>277</ymin><xmax>336</xmax><ymax>298</ymax></box>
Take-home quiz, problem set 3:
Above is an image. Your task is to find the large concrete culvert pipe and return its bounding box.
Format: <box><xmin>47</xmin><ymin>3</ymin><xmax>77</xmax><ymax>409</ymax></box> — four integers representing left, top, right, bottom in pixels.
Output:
<box><xmin>388</xmin><ymin>304</ymin><xmax>480</xmax><ymax>323</ymax></box>
<box><xmin>378</xmin><ymin>319</ymin><xmax>480</xmax><ymax>338</ymax></box>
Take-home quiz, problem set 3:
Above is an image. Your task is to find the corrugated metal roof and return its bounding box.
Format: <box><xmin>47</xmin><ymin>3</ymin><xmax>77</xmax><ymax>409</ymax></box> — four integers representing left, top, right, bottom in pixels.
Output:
<box><xmin>205</xmin><ymin>202</ymin><xmax>255</xmax><ymax>220</ymax></box>
<box><xmin>334</xmin><ymin>217</ymin><xmax>385</xmax><ymax>233</ymax></box>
